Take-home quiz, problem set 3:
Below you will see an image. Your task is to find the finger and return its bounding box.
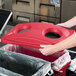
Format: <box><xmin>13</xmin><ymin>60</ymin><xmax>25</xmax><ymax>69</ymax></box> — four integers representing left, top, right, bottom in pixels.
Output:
<box><xmin>39</xmin><ymin>49</ymin><xmax>45</xmax><ymax>54</ymax></box>
<box><xmin>57</xmin><ymin>24</ymin><xmax>64</xmax><ymax>26</ymax></box>
<box><xmin>40</xmin><ymin>45</ymin><xmax>52</xmax><ymax>47</ymax></box>
<box><xmin>40</xmin><ymin>49</ymin><xmax>49</xmax><ymax>56</ymax></box>
<box><xmin>40</xmin><ymin>50</ymin><xmax>46</xmax><ymax>55</ymax></box>
<box><xmin>39</xmin><ymin>49</ymin><xmax>43</xmax><ymax>51</ymax></box>
<box><xmin>40</xmin><ymin>45</ymin><xmax>47</xmax><ymax>47</ymax></box>
<box><xmin>57</xmin><ymin>24</ymin><xmax>71</xmax><ymax>28</ymax></box>
<box><xmin>41</xmin><ymin>51</ymin><xmax>48</xmax><ymax>56</ymax></box>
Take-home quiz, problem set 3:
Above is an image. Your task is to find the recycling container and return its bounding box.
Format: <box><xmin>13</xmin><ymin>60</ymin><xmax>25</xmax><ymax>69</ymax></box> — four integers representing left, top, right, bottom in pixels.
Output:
<box><xmin>1</xmin><ymin>22</ymin><xmax>75</xmax><ymax>76</ymax></box>
<box><xmin>0</xmin><ymin>67</ymin><xmax>22</xmax><ymax>76</ymax></box>
<box><xmin>0</xmin><ymin>48</ymin><xmax>53</xmax><ymax>76</ymax></box>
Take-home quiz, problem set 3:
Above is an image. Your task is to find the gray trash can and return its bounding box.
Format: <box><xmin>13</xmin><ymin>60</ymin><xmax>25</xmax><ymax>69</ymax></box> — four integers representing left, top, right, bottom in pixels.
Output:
<box><xmin>0</xmin><ymin>49</ymin><xmax>53</xmax><ymax>76</ymax></box>
<box><xmin>0</xmin><ymin>67</ymin><xmax>22</xmax><ymax>76</ymax></box>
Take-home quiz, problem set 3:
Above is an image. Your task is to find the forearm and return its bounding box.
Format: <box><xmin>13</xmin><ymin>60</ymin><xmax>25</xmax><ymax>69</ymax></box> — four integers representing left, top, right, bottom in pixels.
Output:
<box><xmin>58</xmin><ymin>16</ymin><xmax>76</xmax><ymax>28</ymax></box>
<box><xmin>63</xmin><ymin>16</ymin><xmax>76</xmax><ymax>27</ymax></box>
<box><xmin>54</xmin><ymin>32</ymin><xmax>76</xmax><ymax>52</ymax></box>
<box><xmin>65</xmin><ymin>16</ymin><xmax>76</xmax><ymax>23</ymax></box>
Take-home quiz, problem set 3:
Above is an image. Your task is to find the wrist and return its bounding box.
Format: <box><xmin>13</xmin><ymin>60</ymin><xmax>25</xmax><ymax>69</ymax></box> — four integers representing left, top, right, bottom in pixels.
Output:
<box><xmin>53</xmin><ymin>44</ymin><xmax>63</xmax><ymax>52</ymax></box>
<box><xmin>51</xmin><ymin>45</ymin><xmax>61</xmax><ymax>53</ymax></box>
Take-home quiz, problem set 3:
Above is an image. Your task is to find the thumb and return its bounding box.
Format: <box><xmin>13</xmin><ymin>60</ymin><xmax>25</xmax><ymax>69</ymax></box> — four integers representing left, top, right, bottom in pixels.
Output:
<box><xmin>57</xmin><ymin>23</ymin><xmax>64</xmax><ymax>26</ymax></box>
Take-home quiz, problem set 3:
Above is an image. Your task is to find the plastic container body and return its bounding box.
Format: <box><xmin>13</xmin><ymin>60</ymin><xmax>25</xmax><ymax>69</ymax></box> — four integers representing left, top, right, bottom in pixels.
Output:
<box><xmin>0</xmin><ymin>48</ymin><xmax>52</xmax><ymax>76</ymax></box>
<box><xmin>1</xmin><ymin>44</ymin><xmax>71</xmax><ymax>76</ymax></box>
<box><xmin>1</xmin><ymin>22</ymin><xmax>75</xmax><ymax>76</ymax></box>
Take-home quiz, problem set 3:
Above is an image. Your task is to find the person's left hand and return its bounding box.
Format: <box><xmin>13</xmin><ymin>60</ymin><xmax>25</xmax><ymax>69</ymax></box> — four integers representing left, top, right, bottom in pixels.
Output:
<box><xmin>40</xmin><ymin>45</ymin><xmax>56</xmax><ymax>56</ymax></box>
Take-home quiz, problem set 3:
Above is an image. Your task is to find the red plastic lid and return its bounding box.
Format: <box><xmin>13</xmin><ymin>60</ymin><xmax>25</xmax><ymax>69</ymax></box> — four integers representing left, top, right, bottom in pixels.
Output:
<box><xmin>1</xmin><ymin>22</ymin><xmax>75</xmax><ymax>49</ymax></box>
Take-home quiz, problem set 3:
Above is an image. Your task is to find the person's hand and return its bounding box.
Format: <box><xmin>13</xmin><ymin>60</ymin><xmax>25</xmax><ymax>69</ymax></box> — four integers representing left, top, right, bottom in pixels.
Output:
<box><xmin>39</xmin><ymin>45</ymin><xmax>57</xmax><ymax>56</ymax></box>
<box><xmin>57</xmin><ymin>23</ymin><xmax>72</xmax><ymax>28</ymax></box>
<box><xmin>58</xmin><ymin>16</ymin><xmax>76</xmax><ymax>28</ymax></box>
